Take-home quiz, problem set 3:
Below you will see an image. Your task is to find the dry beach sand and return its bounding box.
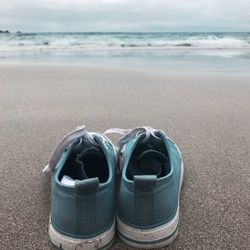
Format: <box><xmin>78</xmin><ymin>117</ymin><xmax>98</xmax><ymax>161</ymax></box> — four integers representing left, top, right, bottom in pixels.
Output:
<box><xmin>0</xmin><ymin>63</ymin><xmax>249</xmax><ymax>249</ymax></box>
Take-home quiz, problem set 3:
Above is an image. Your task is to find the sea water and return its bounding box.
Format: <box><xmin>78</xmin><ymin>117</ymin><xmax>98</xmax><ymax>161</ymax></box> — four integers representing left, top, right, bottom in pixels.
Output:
<box><xmin>0</xmin><ymin>32</ymin><xmax>250</xmax><ymax>73</ymax></box>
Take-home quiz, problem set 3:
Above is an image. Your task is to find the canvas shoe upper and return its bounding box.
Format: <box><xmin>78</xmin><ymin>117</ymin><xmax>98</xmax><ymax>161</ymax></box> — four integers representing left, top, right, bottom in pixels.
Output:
<box><xmin>105</xmin><ymin>126</ymin><xmax>184</xmax><ymax>249</ymax></box>
<box><xmin>43</xmin><ymin>126</ymin><xmax>116</xmax><ymax>250</ymax></box>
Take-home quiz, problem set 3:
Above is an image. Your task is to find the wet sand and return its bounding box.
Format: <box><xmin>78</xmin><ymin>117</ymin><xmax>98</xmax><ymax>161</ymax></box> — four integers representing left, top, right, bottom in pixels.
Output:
<box><xmin>0</xmin><ymin>63</ymin><xmax>249</xmax><ymax>249</ymax></box>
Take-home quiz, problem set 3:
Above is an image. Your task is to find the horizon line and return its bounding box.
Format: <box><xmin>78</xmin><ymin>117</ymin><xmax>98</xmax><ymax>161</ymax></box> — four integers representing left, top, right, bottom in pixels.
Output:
<box><xmin>1</xmin><ymin>30</ymin><xmax>250</xmax><ymax>34</ymax></box>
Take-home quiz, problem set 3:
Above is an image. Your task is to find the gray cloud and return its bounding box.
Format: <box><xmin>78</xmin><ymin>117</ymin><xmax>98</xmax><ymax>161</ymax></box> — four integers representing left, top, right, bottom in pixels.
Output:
<box><xmin>0</xmin><ymin>0</ymin><xmax>249</xmax><ymax>32</ymax></box>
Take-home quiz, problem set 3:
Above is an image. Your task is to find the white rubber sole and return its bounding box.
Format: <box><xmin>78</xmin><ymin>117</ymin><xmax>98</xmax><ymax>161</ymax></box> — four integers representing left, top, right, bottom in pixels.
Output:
<box><xmin>117</xmin><ymin>160</ymin><xmax>184</xmax><ymax>249</ymax></box>
<box><xmin>49</xmin><ymin>218</ymin><xmax>115</xmax><ymax>250</ymax></box>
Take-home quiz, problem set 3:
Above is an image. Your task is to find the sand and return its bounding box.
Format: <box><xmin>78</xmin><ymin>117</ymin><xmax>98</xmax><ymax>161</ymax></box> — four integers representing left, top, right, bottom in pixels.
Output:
<box><xmin>0</xmin><ymin>63</ymin><xmax>249</xmax><ymax>249</ymax></box>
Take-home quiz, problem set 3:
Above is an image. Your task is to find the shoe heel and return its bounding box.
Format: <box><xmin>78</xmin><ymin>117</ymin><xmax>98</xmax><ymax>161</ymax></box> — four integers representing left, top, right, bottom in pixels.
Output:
<box><xmin>117</xmin><ymin>210</ymin><xmax>179</xmax><ymax>249</ymax></box>
<box><xmin>49</xmin><ymin>217</ymin><xmax>115</xmax><ymax>250</ymax></box>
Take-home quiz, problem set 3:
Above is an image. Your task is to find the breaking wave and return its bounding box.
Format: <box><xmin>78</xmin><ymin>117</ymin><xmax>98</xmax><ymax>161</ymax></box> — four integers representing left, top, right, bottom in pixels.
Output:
<box><xmin>0</xmin><ymin>32</ymin><xmax>249</xmax><ymax>53</ymax></box>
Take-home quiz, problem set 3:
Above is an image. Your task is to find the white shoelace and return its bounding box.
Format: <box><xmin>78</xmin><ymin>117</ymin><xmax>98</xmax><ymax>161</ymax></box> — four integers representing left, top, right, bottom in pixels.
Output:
<box><xmin>43</xmin><ymin>125</ymin><xmax>161</xmax><ymax>176</ymax></box>
<box><xmin>42</xmin><ymin>125</ymin><xmax>98</xmax><ymax>176</ymax></box>
<box><xmin>104</xmin><ymin>126</ymin><xmax>160</xmax><ymax>151</ymax></box>
<box><xmin>104</xmin><ymin>126</ymin><xmax>161</xmax><ymax>172</ymax></box>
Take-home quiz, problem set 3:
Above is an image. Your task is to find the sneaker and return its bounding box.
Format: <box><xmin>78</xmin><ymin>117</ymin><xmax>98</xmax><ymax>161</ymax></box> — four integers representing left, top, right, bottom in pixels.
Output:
<box><xmin>43</xmin><ymin>126</ymin><xmax>116</xmax><ymax>250</ymax></box>
<box><xmin>105</xmin><ymin>126</ymin><xmax>184</xmax><ymax>248</ymax></box>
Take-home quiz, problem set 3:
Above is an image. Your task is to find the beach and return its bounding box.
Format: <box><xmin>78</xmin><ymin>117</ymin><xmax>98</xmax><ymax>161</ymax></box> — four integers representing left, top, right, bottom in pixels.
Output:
<box><xmin>0</xmin><ymin>63</ymin><xmax>250</xmax><ymax>249</ymax></box>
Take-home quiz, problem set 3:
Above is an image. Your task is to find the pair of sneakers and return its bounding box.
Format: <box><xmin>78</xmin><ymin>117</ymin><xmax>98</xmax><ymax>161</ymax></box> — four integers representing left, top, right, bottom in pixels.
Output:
<box><xmin>43</xmin><ymin>125</ymin><xmax>184</xmax><ymax>250</ymax></box>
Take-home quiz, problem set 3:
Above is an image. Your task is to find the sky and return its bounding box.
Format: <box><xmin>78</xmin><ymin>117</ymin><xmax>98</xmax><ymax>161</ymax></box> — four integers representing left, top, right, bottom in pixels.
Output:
<box><xmin>0</xmin><ymin>0</ymin><xmax>249</xmax><ymax>32</ymax></box>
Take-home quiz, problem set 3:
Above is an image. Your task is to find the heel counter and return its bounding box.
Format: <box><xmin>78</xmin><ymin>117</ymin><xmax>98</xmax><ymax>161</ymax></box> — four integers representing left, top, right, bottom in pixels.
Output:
<box><xmin>118</xmin><ymin>175</ymin><xmax>158</xmax><ymax>228</ymax></box>
<box><xmin>51</xmin><ymin>180</ymin><xmax>77</xmax><ymax>236</ymax></box>
<box><xmin>133</xmin><ymin>175</ymin><xmax>157</xmax><ymax>227</ymax></box>
<box><xmin>76</xmin><ymin>180</ymin><xmax>115</xmax><ymax>237</ymax></box>
<box><xmin>51</xmin><ymin>178</ymin><xmax>100</xmax><ymax>238</ymax></box>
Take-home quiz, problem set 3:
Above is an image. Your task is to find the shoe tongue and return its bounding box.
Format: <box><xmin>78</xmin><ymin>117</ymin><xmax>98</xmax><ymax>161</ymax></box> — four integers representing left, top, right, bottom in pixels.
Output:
<box><xmin>61</xmin><ymin>147</ymin><xmax>102</xmax><ymax>186</ymax></box>
<box><xmin>79</xmin><ymin>146</ymin><xmax>101</xmax><ymax>158</ymax></box>
<box><xmin>140</xmin><ymin>133</ymin><xmax>163</xmax><ymax>148</ymax></box>
<box><xmin>77</xmin><ymin>147</ymin><xmax>102</xmax><ymax>179</ymax></box>
<box><xmin>128</xmin><ymin>150</ymin><xmax>168</xmax><ymax>178</ymax></box>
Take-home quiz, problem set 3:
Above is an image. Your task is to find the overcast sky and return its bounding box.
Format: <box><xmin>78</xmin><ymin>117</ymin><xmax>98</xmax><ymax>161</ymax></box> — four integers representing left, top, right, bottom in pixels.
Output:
<box><xmin>1</xmin><ymin>0</ymin><xmax>249</xmax><ymax>32</ymax></box>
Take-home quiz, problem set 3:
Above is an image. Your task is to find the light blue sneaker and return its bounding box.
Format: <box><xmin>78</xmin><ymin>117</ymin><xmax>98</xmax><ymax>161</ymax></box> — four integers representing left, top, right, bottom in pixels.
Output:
<box><xmin>43</xmin><ymin>126</ymin><xmax>116</xmax><ymax>250</ymax></box>
<box><xmin>105</xmin><ymin>126</ymin><xmax>184</xmax><ymax>248</ymax></box>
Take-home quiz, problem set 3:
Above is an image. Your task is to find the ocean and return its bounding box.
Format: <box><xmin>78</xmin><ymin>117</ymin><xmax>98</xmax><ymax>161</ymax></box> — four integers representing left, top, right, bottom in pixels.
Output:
<box><xmin>1</xmin><ymin>32</ymin><xmax>250</xmax><ymax>73</ymax></box>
